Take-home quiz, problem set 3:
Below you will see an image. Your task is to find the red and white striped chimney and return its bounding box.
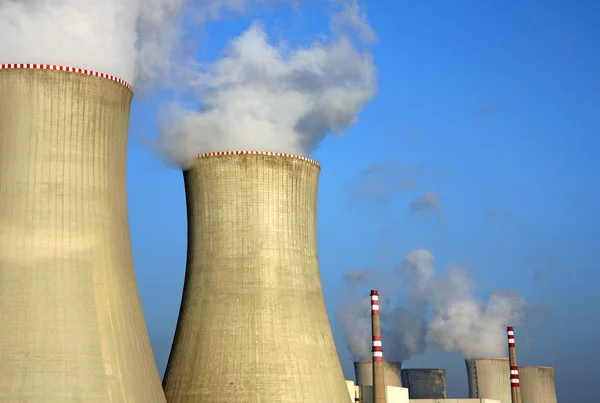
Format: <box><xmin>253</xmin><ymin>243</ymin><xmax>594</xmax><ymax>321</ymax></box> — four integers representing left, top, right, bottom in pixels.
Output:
<box><xmin>371</xmin><ymin>290</ymin><xmax>386</xmax><ymax>403</ymax></box>
<box><xmin>507</xmin><ymin>326</ymin><xmax>522</xmax><ymax>403</ymax></box>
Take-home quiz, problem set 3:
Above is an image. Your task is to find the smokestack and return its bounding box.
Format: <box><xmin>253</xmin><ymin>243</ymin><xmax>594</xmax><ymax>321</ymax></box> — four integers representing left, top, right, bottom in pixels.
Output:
<box><xmin>465</xmin><ymin>358</ymin><xmax>511</xmax><ymax>403</ymax></box>
<box><xmin>162</xmin><ymin>151</ymin><xmax>350</xmax><ymax>402</ymax></box>
<box><xmin>401</xmin><ymin>368</ymin><xmax>447</xmax><ymax>399</ymax></box>
<box><xmin>370</xmin><ymin>290</ymin><xmax>387</xmax><ymax>403</ymax></box>
<box><xmin>507</xmin><ymin>326</ymin><xmax>522</xmax><ymax>403</ymax></box>
<box><xmin>0</xmin><ymin>64</ymin><xmax>165</xmax><ymax>401</ymax></box>
<box><xmin>519</xmin><ymin>366</ymin><xmax>557</xmax><ymax>403</ymax></box>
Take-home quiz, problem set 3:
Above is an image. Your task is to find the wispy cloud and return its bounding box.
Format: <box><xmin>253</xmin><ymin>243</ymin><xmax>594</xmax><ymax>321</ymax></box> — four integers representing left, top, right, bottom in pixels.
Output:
<box><xmin>409</xmin><ymin>191</ymin><xmax>441</xmax><ymax>213</ymax></box>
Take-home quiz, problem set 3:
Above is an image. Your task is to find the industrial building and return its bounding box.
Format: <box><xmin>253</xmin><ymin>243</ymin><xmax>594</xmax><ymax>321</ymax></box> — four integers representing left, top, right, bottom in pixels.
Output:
<box><xmin>0</xmin><ymin>64</ymin><xmax>165</xmax><ymax>401</ymax></box>
<box><xmin>401</xmin><ymin>368</ymin><xmax>447</xmax><ymax>399</ymax></box>
<box><xmin>519</xmin><ymin>366</ymin><xmax>557</xmax><ymax>403</ymax></box>
<box><xmin>162</xmin><ymin>151</ymin><xmax>350</xmax><ymax>402</ymax></box>
<box><xmin>345</xmin><ymin>379</ymin><xmax>499</xmax><ymax>403</ymax></box>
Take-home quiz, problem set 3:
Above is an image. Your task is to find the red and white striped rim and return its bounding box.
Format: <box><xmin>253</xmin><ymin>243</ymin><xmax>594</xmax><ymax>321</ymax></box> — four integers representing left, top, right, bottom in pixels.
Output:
<box><xmin>507</xmin><ymin>326</ymin><xmax>516</xmax><ymax>346</ymax></box>
<box><xmin>195</xmin><ymin>150</ymin><xmax>320</xmax><ymax>167</ymax></box>
<box><xmin>370</xmin><ymin>290</ymin><xmax>383</xmax><ymax>362</ymax></box>
<box><xmin>510</xmin><ymin>366</ymin><xmax>520</xmax><ymax>387</ymax></box>
<box><xmin>370</xmin><ymin>290</ymin><xmax>379</xmax><ymax>315</ymax></box>
<box><xmin>0</xmin><ymin>64</ymin><xmax>133</xmax><ymax>92</ymax></box>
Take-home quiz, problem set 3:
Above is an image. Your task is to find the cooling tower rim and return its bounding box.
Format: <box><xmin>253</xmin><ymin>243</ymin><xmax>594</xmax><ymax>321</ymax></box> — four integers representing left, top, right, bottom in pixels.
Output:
<box><xmin>401</xmin><ymin>368</ymin><xmax>446</xmax><ymax>371</ymax></box>
<box><xmin>519</xmin><ymin>365</ymin><xmax>554</xmax><ymax>369</ymax></box>
<box><xmin>194</xmin><ymin>150</ymin><xmax>320</xmax><ymax>167</ymax></box>
<box><xmin>0</xmin><ymin>63</ymin><xmax>133</xmax><ymax>92</ymax></box>
<box><xmin>465</xmin><ymin>357</ymin><xmax>509</xmax><ymax>361</ymax></box>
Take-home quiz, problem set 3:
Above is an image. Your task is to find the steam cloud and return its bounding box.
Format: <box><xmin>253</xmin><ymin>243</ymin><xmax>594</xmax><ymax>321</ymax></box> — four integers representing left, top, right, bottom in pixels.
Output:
<box><xmin>0</xmin><ymin>0</ymin><xmax>188</xmax><ymax>86</ymax></box>
<box><xmin>1</xmin><ymin>0</ymin><xmax>377</xmax><ymax>165</ymax></box>
<box><xmin>158</xmin><ymin>4</ymin><xmax>377</xmax><ymax>168</ymax></box>
<box><xmin>337</xmin><ymin>248</ymin><xmax>529</xmax><ymax>361</ymax></box>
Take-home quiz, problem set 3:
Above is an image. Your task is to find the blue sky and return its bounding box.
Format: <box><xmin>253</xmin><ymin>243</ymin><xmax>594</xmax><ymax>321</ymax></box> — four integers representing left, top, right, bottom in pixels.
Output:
<box><xmin>126</xmin><ymin>1</ymin><xmax>599</xmax><ymax>400</ymax></box>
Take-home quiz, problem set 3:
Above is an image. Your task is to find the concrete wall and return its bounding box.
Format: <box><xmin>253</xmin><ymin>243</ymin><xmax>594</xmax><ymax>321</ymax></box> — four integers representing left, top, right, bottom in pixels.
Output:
<box><xmin>355</xmin><ymin>361</ymin><xmax>403</xmax><ymax>387</ymax></box>
<box><xmin>519</xmin><ymin>366</ymin><xmax>557</xmax><ymax>403</ymax></box>
<box><xmin>347</xmin><ymin>380</ymin><xmax>359</xmax><ymax>402</ymax></box>
<box><xmin>360</xmin><ymin>385</ymin><xmax>409</xmax><ymax>403</ymax></box>
<box><xmin>0</xmin><ymin>66</ymin><xmax>165</xmax><ymax>401</ymax></box>
<box><xmin>465</xmin><ymin>358</ymin><xmax>511</xmax><ymax>403</ymax></box>
<box><xmin>163</xmin><ymin>152</ymin><xmax>350</xmax><ymax>402</ymax></box>
<box><xmin>401</xmin><ymin>368</ymin><xmax>447</xmax><ymax>398</ymax></box>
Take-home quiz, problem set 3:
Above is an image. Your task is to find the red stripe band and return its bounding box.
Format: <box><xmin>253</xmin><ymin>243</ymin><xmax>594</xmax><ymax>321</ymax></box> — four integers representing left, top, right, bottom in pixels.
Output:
<box><xmin>0</xmin><ymin>63</ymin><xmax>133</xmax><ymax>92</ymax></box>
<box><xmin>194</xmin><ymin>150</ymin><xmax>320</xmax><ymax>167</ymax></box>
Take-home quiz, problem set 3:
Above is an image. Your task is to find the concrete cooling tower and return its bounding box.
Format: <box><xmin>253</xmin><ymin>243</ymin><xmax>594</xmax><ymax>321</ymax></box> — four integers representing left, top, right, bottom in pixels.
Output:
<box><xmin>465</xmin><ymin>358</ymin><xmax>511</xmax><ymax>403</ymax></box>
<box><xmin>0</xmin><ymin>64</ymin><xmax>165</xmax><ymax>402</ymax></box>
<box><xmin>354</xmin><ymin>361</ymin><xmax>403</xmax><ymax>387</ymax></box>
<box><xmin>519</xmin><ymin>366</ymin><xmax>557</xmax><ymax>403</ymax></box>
<box><xmin>400</xmin><ymin>368</ymin><xmax>446</xmax><ymax>399</ymax></box>
<box><xmin>162</xmin><ymin>151</ymin><xmax>350</xmax><ymax>402</ymax></box>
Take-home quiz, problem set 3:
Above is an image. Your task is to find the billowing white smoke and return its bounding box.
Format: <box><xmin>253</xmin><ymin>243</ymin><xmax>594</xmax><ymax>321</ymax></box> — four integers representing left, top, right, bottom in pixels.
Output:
<box><xmin>399</xmin><ymin>249</ymin><xmax>528</xmax><ymax>358</ymax></box>
<box><xmin>1</xmin><ymin>0</ymin><xmax>377</xmax><ymax>163</ymax></box>
<box><xmin>337</xmin><ymin>273</ymin><xmax>428</xmax><ymax>361</ymax></box>
<box><xmin>337</xmin><ymin>248</ymin><xmax>529</xmax><ymax>361</ymax></box>
<box><xmin>158</xmin><ymin>8</ymin><xmax>377</xmax><ymax>167</ymax></box>
<box><xmin>0</xmin><ymin>0</ymin><xmax>186</xmax><ymax>85</ymax></box>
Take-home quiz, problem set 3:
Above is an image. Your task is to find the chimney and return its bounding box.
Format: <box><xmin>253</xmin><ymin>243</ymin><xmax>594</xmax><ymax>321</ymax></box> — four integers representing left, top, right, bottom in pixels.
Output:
<box><xmin>507</xmin><ymin>326</ymin><xmax>522</xmax><ymax>403</ymax></box>
<box><xmin>371</xmin><ymin>290</ymin><xmax>387</xmax><ymax>403</ymax></box>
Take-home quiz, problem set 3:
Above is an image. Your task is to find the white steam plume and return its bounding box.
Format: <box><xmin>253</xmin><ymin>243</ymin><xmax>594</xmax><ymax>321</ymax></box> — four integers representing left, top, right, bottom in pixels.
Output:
<box><xmin>0</xmin><ymin>0</ymin><xmax>188</xmax><ymax>85</ymax></box>
<box><xmin>336</xmin><ymin>273</ymin><xmax>428</xmax><ymax>361</ymax></box>
<box><xmin>337</xmin><ymin>248</ymin><xmax>529</xmax><ymax>361</ymax></box>
<box><xmin>398</xmin><ymin>249</ymin><xmax>529</xmax><ymax>358</ymax></box>
<box><xmin>158</xmin><ymin>3</ymin><xmax>377</xmax><ymax>168</ymax></box>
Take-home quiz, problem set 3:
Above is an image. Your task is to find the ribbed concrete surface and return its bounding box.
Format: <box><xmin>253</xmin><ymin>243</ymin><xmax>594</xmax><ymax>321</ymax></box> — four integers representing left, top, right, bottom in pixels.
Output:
<box><xmin>354</xmin><ymin>361</ymin><xmax>403</xmax><ymax>387</ymax></box>
<box><xmin>465</xmin><ymin>358</ymin><xmax>510</xmax><ymax>403</ymax></box>
<box><xmin>518</xmin><ymin>366</ymin><xmax>557</xmax><ymax>403</ymax></box>
<box><xmin>163</xmin><ymin>153</ymin><xmax>350</xmax><ymax>402</ymax></box>
<box><xmin>0</xmin><ymin>68</ymin><xmax>165</xmax><ymax>402</ymax></box>
<box><xmin>401</xmin><ymin>368</ymin><xmax>446</xmax><ymax>399</ymax></box>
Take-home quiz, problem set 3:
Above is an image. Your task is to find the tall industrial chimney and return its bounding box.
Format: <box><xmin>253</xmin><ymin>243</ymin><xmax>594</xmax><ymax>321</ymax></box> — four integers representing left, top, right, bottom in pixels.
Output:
<box><xmin>162</xmin><ymin>151</ymin><xmax>351</xmax><ymax>402</ymax></box>
<box><xmin>370</xmin><ymin>290</ymin><xmax>387</xmax><ymax>403</ymax></box>
<box><xmin>465</xmin><ymin>357</ymin><xmax>511</xmax><ymax>403</ymax></box>
<box><xmin>507</xmin><ymin>326</ymin><xmax>521</xmax><ymax>403</ymax></box>
<box><xmin>0</xmin><ymin>64</ymin><xmax>165</xmax><ymax>401</ymax></box>
<box><xmin>519</xmin><ymin>366</ymin><xmax>558</xmax><ymax>403</ymax></box>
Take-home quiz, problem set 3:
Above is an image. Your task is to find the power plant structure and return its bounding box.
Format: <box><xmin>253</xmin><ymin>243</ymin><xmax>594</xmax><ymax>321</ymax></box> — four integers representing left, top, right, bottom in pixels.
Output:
<box><xmin>465</xmin><ymin>358</ymin><xmax>511</xmax><ymax>403</ymax></box>
<box><xmin>0</xmin><ymin>64</ymin><xmax>165</xmax><ymax>401</ymax></box>
<box><xmin>401</xmin><ymin>368</ymin><xmax>446</xmax><ymax>399</ymax></box>
<box><xmin>354</xmin><ymin>361</ymin><xmax>403</xmax><ymax>388</ymax></box>
<box><xmin>162</xmin><ymin>151</ymin><xmax>351</xmax><ymax>402</ymax></box>
<box><xmin>507</xmin><ymin>326</ymin><xmax>521</xmax><ymax>403</ymax></box>
<box><xmin>518</xmin><ymin>366</ymin><xmax>557</xmax><ymax>403</ymax></box>
<box><xmin>370</xmin><ymin>289</ymin><xmax>387</xmax><ymax>403</ymax></box>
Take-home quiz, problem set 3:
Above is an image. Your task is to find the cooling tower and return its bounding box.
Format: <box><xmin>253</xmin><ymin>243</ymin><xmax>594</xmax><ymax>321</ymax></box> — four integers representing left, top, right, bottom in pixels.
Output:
<box><xmin>162</xmin><ymin>151</ymin><xmax>350</xmax><ymax>402</ymax></box>
<box><xmin>400</xmin><ymin>368</ymin><xmax>446</xmax><ymax>399</ymax></box>
<box><xmin>519</xmin><ymin>366</ymin><xmax>557</xmax><ymax>403</ymax></box>
<box><xmin>466</xmin><ymin>358</ymin><xmax>511</xmax><ymax>403</ymax></box>
<box><xmin>0</xmin><ymin>64</ymin><xmax>165</xmax><ymax>402</ymax></box>
<box><xmin>354</xmin><ymin>361</ymin><xmax>403</xmax><ymax>387</ymax></box>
